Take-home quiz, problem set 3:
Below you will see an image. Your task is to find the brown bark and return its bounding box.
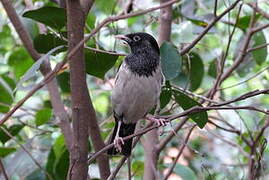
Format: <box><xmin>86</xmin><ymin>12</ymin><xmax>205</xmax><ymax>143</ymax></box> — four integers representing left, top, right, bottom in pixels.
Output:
<box><xmin>158</xmin><ymin>0</ymin><xmax>172</xmax><ymax>44</ymax></box>
<box><xmin>143</xmin><ymin>1</ymin><xmax>173</xmax><ymax>180</ymax></box>
<box><xmin>0</xmin><ymin>0</ymin><xmax>73</xmax><ymax>150</ymax></box>
<box><xmin>66</xmin><ymin>0</ymin><xmax>110</xmax><ymax>179</ymax></box>
<box><xmin>143</xmin><ymin>130</ymin><xmax>159</xmax><ymax>180</ymax></box>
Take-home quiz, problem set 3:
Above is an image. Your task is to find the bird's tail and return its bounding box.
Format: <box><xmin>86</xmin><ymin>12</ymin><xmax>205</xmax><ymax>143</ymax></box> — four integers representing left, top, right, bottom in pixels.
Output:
<box><xmin>107</xmin><ymin>118</ymin><xmax>136</xmax><ymax>156</ymax></box>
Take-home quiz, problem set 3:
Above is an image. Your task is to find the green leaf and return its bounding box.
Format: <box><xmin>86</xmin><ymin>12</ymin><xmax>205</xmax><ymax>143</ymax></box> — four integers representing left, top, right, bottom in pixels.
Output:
<box><xmin>2</xmin><ymin>75</ymin><xmax>16</xmax><ymax>90</ymax></box>
<box><xmin>234</xmin><ymin>35</ymin><xmax>255</xmax><ymax>77</ymax></box>
<box><xmin>86</xmin><ymin>13</ymin><xmax>96</xmax><ymax>30</ymax></box>
<box><xmin>95</xmin><ymin>0</ymin><xmax>117</xmax><ymax>14</ymax></box>
<box><xmin>35</xmin><ymin>108</ymin><xmax>52</xmax><ymax>126</ymax></box>
<box><xmin>160</xmin><ymin>82</ymin><xmax>172</xmax><ymax>109</ymax></box>
<box><xmin>252</xmin><ymin>31</ymin><xmax>267</xmax><ymax>65</ymax></box>
<box><xmin>0</xmin><ymin>25</ymin><xmax>14</xmax><ymax>52</ymax></box>
<box><xmin>132</xmin><ymin>160</ymin><xmax>144</xmax><ymax>176</ymax></box>
<box><xmin>8</xmin><ymin>48</ymin><xmax>34</xmax><ymax>79</ymax></box>
<box><xmin>46</xmin><ymin>135</ymin><xmax>69</xmax><ymax>180</ymax></box>
<box><xmin>171</xmin><ymin>72</ymin><xmax>189</xmax><ymax>88</ymax></box>
<box><xmin>172</xmin><ymin>90</ymin><xmax>208</xmax><ymax>128</ymax></box>
<box><xmin>160</xmin><ymin>42</ymin><xmax>182</xmax><ymax>80</ymax></box>
<box><xmin>236</xmin><ymin>15</ymin><xmax>261</xmax><ymax>30</ymax></box>
<box><xmin>0</xmin><ymin>124</ymin><xmax>24</xmax><ymax>144</ymax></box>
<box><xmin>187</xmin><ymin>17</ymin><xmax>208</xmax><ymax>27</ymax></box>
<box><xmin>46</xmin><ymin>148</ymin><xmax>56</xmax><ymax>179</ymax></box>
<box><xmin>22</xmin><ymin>7</ymin><xmax>66</xmax><ymax>30</ymax></box>
<box><xmin>174</xmin><ymin>164</ymin><xmax>197</xmax><ymax>180</ymax></box>
<box><xmin>0</xmin><ymin>147</ymin><xmax>16</xmax><ymax>157</ymax></box>
<box><xmin>0</xmin><ymin>77</ymin><xmax>13</xmax><ymax>113</ymax></box>
<box><xmin>16</xmin><ymin>45</ymin><xmax>65</xmax><ymax>91</ymax></box>
<box><xmin>57</xmin><ymin>72</ymin><xmax>70</xmax><ymax>93</ymax></box>
<box><xmin>53</xmin><ymin>135</ymin><xmax>66</xmax><ymax>158</ymax></box>
<box><xmin>54</xmin><ymin>149</ymin><xmax>69</xmax><ymax>180</ymax></box>
<box><xmin>208</xmin><ymin>60</ymin><xmax>217</xmax><ymax>78</ymax></box>
<box><xmin>189</xmin><ymin>53</ymin><xmax>204</xmax><ymax>91</ymax></box>
<box><xmin>85</xmin><ymin>49</ymin><xmax>119</xmax><ymax>79</ymax></box>
<box><xmin>33</xmin><ymin>33</ymin><xmax>67</xmax><ymax>54</ymax></box>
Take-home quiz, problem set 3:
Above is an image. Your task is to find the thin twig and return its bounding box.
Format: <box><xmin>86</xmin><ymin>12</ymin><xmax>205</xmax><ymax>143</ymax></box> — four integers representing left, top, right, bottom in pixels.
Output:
<box><xmin>219</xmin><ymin>66</ymin><xmax>269</xmax><ymax>90</ymax></box>
<box><xmin>163</xmin><ymin>125</ymin><xmax>196</xmax><ymax>180</ymax></box>
<box><xmin>0</xmin><ymin>0</ymin><xmax>180</xmax><ymax>126</ymax></box>
<box><xmin>247</xmin><ymin>3</ymin><xmax>269</xmax><ymax>20</ymax></box>
<box><xmin>89</xmin><ymin>100</ymin><xmax>268</xmax><ymax>164</ymax></box>
<box><xmin>208</xmin><ymin>2</ymin><xmax>243</xmax><ymax>99</ymax></box>
<box><xmin>180</xmin><ymin>0</ymin><xmax>242</xmax><ymax>55</ymax></box>
<box><xmin>208</xmin><ymin>119</ymin><xmax>250</xmax><ymax>147</ymax></box>
<box><xmin>106</xmin><ymin>135</ymin><xmax>142</xmax><ymax>180</ymax></box>
<box><xmin>214</xmin><ymin>0</ymin><xmax>218</xmax><ymax>17</ymax></box>
<box><xmin>0</xmin><ymin>127</ymin><xmax>52</xmax><ymax>180</ymax></box>
<box><xmin>246</xmin><ymin>43</ymin><xmax>269</xmax><ymax>53</ymax></box>
<box><xmin>157</xmin><ymin>117</ymin><xmax>188</xmax><ymax>153</ymax></box>
<box><xmin>205</xmin><ymin>126</ymin><xmax>249</xmax><ymax>157</ymax></box>
<box><xmin>0</xmin><ymin>159</ymin><xmax>9</xmax><ymax>180</ymax></box>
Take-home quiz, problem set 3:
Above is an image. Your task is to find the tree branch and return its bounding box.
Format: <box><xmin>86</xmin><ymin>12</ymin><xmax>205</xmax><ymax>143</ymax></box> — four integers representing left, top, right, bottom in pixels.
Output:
<box><xmin>0</xmin><ymin>0</ymin><xmax>73</xmax><ymax>150</ymax></box>
<box><xmin>0</xmin><ymin>159</ymin><xmax>9</xmax><ymax>180</ymax></box>
<box><xmin>0</xmin><ymin>127</ymin><xmax>52</xmax><ymax>179</ymax></box>
<box><xmin>66</xmin><ymin>0</ymin><xmax>109</xmax><ymax>179</ymax></box>
<box><xmin>157</xmin><ymin>117</ymin><xmax>188</xmax><ymax>153</ymax></box>
<box><xmin>180</xmin><ymin>0</ymin><xmax>242</xmax><ymax>55</ymax></box>
<box><xmin>163</xmin><ymin>125</ymin><xmax>196</xmax><ymax>180</ymax></box>
<box><xmin>80</xmin><ymin>0</ymin><xmax>95</xmax><ymax>16</ymax></box>
<box><xmin>247</xmin><ymin>2</ymin><xmax>269</xmax><ymax>20</ymax></box>
<box><xmin>88</xmin><ymin>87</ymin><xmax>269</xmax><ymax>164</ymax></box>
<box><xmin>0</xmin><ymin>0</ymin><xmax>180</xmax><ymax>127</ymax></box>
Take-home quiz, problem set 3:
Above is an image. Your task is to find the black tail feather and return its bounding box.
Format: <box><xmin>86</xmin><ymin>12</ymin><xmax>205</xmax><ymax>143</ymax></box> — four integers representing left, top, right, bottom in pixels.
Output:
<box><xmin>107</xmin><ymin>120</ymin><xmax>136</xmax><ymax>156</ymax></box>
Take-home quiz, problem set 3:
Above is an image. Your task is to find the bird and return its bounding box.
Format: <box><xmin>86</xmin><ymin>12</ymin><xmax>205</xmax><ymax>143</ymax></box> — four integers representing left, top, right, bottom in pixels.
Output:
<box><xmin>107</xmin><ymin>32</ymin><xmax>165</xmax><ymax>156</ymax></box>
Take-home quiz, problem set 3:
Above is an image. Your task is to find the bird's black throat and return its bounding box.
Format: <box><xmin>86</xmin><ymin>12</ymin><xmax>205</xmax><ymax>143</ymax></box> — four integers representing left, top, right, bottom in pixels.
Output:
<box><xmin>125</xmin><ymin>46</ymin><xmax>160</xmax><ymax>77</ymax></box>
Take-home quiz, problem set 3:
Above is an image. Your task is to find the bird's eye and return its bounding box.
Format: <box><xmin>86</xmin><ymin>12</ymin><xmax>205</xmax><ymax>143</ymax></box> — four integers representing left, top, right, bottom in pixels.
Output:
<box><xmin>133</xmin><ymin>35</ymin><xmax>141</xmax><ymax>41</ymax></box>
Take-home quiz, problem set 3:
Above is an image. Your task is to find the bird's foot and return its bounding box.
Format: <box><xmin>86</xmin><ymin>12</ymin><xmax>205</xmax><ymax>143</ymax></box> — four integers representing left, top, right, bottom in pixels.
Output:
<box><xmin>113</xmin><ymin>137</ymin><xmax>124</xmax><ymax>152</ymax></box>
<box><xmin>146</xmin><ymin>115</ymin><xmax>167</xmax><ymax>126</ymax></box>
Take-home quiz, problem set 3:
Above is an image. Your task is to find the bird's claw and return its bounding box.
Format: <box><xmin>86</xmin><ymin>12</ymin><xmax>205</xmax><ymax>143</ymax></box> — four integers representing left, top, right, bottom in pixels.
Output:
<box><xmin>114</xmin><ymin>137</ymin><xmax>124</xmax><ymax>152</ymax></box>
<box><xmin>146</xmin><ymin>116</ymin><xmax>167</xmax><ymax>126</ymax></box>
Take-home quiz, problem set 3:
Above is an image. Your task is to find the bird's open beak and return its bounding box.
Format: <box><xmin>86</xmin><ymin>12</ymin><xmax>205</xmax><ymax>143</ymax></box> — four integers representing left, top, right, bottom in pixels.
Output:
<box><xmin>115</xmin><ymin>35</ymin><xmax>131</xmax><ymax>42</ymax></box>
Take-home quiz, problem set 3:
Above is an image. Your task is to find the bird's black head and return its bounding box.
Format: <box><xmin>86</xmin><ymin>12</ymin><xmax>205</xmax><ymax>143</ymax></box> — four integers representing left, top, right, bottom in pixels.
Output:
<box><xmin>115</xmin><ymin>32</ymin><xmax>160</xmax><ymax>55</ymax></box>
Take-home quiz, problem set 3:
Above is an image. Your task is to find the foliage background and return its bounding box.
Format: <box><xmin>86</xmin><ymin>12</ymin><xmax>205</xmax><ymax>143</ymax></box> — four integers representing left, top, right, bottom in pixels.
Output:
<box><xmin>0</xmin><ymin>0</ymin><xmax>269</xmax><ymax>179</ymax></box>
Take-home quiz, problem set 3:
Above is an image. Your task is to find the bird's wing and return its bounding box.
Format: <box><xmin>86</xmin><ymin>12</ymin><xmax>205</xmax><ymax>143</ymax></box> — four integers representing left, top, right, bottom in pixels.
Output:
<box><xmin>112</xmin><ymin>61</ymin><xmax>163</xmax><ymax>124</ymax></box>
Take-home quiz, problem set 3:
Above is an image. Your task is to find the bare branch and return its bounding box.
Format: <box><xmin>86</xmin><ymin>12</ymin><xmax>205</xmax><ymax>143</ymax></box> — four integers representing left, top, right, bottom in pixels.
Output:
<box><xmin>80</xmin><ymin>0</ymin><xmax>95</xmax><ymax>16</ymax></box>
<box><xmin>163</xmin><ymin>125</ymin><xmax>196</xmax><ymax>180</ymax></box>
<box><xmin>247</xmin><ymin>3</ymin><xmax>269</xmax><ymax>20</ymax></box>
<box><xmin>0</xmin><ymin>0</ymin><xmax>180</xmax><ymax>127</ymax></box>
<box><xmin>206</xmin><ymin>127</ymin><xmax>249</xmax><ymax>157</ymax></box>
<box><xmin>219</xmin><ymin>66</ymin><xmax>269</xmax><ymax>90</ymax></box>
<box><xmin>88</xmin><ymin>88</ymin><xmax>269</xmax><ymax>164</ymax></box>
<box><xmin>107</xmin><ymin>136</ymin><xmax>142</xmax><ymax>180</ymax></box>
<box><xmin>214</xmin><ymin>0</ymin><xmax>218</xmax><ymax>17</ymax></box>
<box><xmin>157</xmin><ymin>117</ymin><xmax>188</xmax><ymax>153</ymax></box>
<box><xmin>247</xmin><ymin>43</ymin><xmax>269</xmax><ymax>53</ymax></box>
<box><xmin>66</xmin><ymin>0</ymin><xmax>110</xmax><ymax>179</ymax></box>
<box><xmin>208</xmin><ymin>3</ymin><xmax>243</xmax><ymax>99</ymax></box>
<box><xmin>0</xmin><ymin>159</ymin><xmax>9</xmax><ymax>180</ymax></box>
<box><xmin>0</xmin><ymin>127</ymin><xmax>52</xmax><ymax>179</ymax></box>
<box><xmin>180</xmin><ymin>0</ymin><xmax>242</xmax><ymax>55</ymax></box>
<box><xmin>1</xmin><ymin>0</ymin><xmax>40</xmax><ymax>60</ymax></box>
<box><xmin>0</xmin><ymin>0</ymin><xmax>73</xmax><ymax>151</ymax></box>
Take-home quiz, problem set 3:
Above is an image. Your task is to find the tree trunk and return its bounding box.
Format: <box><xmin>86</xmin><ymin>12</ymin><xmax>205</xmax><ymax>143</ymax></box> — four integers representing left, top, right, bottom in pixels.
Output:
<box><xmin>66</xmin><ymin>1</ymin><xmax>110</xmax><ymax>179</ymax></box>
<box><xmin>66</xmin><ymin>1</ymin><xmax>89</xmax><ymax>179</ymax></box>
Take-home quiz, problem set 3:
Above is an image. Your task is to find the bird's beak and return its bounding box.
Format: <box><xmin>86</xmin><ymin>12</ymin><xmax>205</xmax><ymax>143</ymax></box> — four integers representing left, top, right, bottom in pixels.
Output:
<box><xmin>115</xmin><ymin>35</ymin><xmax>131</xmax><ymax>43</ymax></box>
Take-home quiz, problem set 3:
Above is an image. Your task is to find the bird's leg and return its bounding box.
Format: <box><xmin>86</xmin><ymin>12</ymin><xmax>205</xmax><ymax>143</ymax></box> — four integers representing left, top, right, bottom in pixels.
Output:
<box><xmin>114</xmin><ymin>121</ymin><xmax>124</xmax><ymax>152</ymax></box>
<box><xmin>146</xmin><ymin>115</ymin><xmax>167</xmax><ymax>126</ymax></box>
